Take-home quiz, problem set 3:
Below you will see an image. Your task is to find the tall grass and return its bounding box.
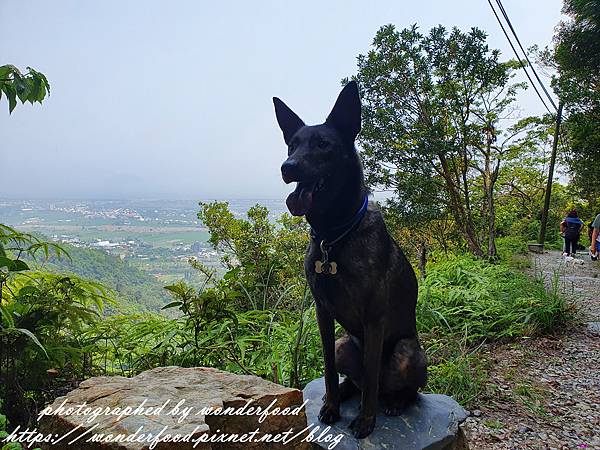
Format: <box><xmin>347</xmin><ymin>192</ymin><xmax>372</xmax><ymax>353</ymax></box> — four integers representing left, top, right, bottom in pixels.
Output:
<box><xmin>417</xmin><ymin>254</ymin><xmax>573</xmax><ymax>343</ymax></box>
<box><xmin>417</xmin><ymin>253</ymin><xmax>574</xmax><ymax>406</ymax></box>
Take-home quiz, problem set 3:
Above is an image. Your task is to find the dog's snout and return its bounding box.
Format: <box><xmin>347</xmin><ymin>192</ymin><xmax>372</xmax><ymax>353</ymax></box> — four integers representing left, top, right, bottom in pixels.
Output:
<box><xmin>281</xmin><ymin>160</ymin><xmax>299</xmax><ymax>184</ymax></box>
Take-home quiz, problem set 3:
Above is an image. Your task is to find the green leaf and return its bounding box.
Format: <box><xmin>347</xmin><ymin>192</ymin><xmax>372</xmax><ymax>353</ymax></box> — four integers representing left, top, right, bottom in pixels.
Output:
<box><xmin>0</xmin><ymin>256</ymin><xmax>13</xmax><ymax>269</ymax></box>
<box><xmin>0</xmin><ymin>65</ymin><xmax>49</xmax><ymax>112</ymax></box>
<box><xmin>0</xmin><ymin>257</ymin><xmax>29</xmax><ymax>272</ymax></box>
<box><xmin>30</xmin><ymin>77</ymin><xmax>44</xmax><ymax>103</ymax></box>
<box><xmin>3</xmin><ymin>84</ymin><xmax>17</xmax><ymax>113</ymax></box>
<box><xmin>15</xmin><ymin>77</ymin><xmax>32</xmax><ymax>103</ymax></box>
<box><xmin>0</xmin><ymin>64</ymin><xmax>14</xmax><ymax>80</ymax></box>
<box><xmin>161</xmin><ymin>301</ymin><xmax>183</xmax><ymax>310</ymax></box>
<box><xmin>36</xmin><ymin>69</ymin><xmax>51</xmax><ymax>94</ymax></box>
<box><xmin>16</xmin><ymin>328</ymin><xmax>49</xmax><ymax>358</ymax></box>
<box><xmin>0</xmin><ymin>304</ymin><xmax>15</xmax><ymax>328</ymax></box>
<box><xmin>12</xmin><ymin>259</ymin><xmax>29</xmax><ymax>271</ymax></box>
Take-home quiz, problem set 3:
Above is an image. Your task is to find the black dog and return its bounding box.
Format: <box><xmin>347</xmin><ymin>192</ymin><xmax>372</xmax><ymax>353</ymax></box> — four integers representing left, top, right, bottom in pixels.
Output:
<box><xmin>273</xmin><ymin>81</ymin><xmax>427</xmax><ymax>439</ymax></box>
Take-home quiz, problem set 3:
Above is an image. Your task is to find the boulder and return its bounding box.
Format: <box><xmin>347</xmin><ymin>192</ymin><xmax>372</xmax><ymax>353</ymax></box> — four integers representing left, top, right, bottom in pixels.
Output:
<box><xmin>39</xmin><ymin>366</ymin><xmax>310</xmax><ymax>449</ymax></box>
<box><xmin>302</xmin><ymin>377</ymin><xmax>469</xmax><ymax>450</ymax></box>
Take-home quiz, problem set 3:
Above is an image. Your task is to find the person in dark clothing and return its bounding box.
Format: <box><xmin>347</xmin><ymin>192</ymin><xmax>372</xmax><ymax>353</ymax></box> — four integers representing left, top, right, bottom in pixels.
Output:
<box><xmin>590</xmin><ymin>212</ymin><xmax>600</xmax><ymax>261</ymax></box>
<box><xmin>560</xmin><ymin>209</ymin><xmax>584</xmax><ymax>256</ymax></box>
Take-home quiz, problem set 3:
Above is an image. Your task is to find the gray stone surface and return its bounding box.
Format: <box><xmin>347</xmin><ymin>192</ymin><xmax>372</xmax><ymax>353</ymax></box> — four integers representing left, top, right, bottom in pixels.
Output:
<box><xmin>587</xmin><ymin>321</ymin><xmax>600</xmax><ymax>335</ymax></box>
<box><xmin>303</xmin><ymin>378</ymin><xmax>468</xmax><ymax>450</ymax></box>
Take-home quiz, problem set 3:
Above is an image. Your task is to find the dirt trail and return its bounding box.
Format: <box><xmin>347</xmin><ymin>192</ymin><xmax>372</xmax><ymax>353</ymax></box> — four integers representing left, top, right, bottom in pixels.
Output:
<box><xmin>463</xmin><ymin>250</ymin><xmax>600</xmax><ymax>450</ymax></box>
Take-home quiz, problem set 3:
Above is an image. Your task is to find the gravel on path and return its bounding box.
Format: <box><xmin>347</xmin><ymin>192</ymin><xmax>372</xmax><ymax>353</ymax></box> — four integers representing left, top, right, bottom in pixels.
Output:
<box><xmin>462</xmin><ymin>250</ymin><xmax>600</xmax><ymax>450</ymax></box>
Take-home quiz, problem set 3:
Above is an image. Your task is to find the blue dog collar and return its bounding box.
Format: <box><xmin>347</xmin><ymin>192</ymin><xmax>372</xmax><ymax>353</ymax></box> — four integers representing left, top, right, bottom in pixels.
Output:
<box><xmin>310</xmin><ymin>195</ymin><xmax>369</xmax><ymax>245</ymax></box>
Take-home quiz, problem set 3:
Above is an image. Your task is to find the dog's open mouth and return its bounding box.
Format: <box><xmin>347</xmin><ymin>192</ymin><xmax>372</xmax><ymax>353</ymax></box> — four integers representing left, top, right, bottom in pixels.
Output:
<box><xmin>286</xmin><ymin>179</ymin><xmax>325</xmax><ymax>216</ymax></box>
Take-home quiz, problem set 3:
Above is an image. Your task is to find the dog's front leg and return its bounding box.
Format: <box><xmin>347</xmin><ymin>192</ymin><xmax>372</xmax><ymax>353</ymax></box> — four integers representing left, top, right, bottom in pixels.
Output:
<box><xmin>350</xmin><ymin>318</ymin><xmax>384</xmax><ymax>439</ymax></box>
<box><xmin>316</xmin><ymin>301</ymin><xmax>340</xmax><ymax>424</ymax></box>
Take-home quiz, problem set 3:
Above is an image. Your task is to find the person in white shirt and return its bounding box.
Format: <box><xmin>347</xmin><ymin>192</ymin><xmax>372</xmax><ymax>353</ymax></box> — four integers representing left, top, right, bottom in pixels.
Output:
<box><xmin>589</xmin><ymin>213</ymin><xmax>600</xmax><ymax>261</ymax></box>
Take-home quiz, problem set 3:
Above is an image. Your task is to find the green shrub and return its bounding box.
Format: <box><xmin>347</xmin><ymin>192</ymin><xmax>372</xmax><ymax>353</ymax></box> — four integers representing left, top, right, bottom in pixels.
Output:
<box><xmin>417</xmin><ymin>254</ymin><xmax>573</xmax><ymax>343</ymax></box>
<box><xmin>496</xmin><ymin>236</ymin><xmax>530</xmax><ymax>268</ymax></box>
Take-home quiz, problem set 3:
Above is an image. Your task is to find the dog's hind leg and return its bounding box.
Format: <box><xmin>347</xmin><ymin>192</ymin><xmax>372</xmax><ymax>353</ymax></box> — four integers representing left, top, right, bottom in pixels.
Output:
<box><xmin>380</xmin><ymin>337</ymin><xmax>427</xmax><ymax>416</ymax></box>
<box><xmin>334</xmin><ymin>333</ymin><xmax>362</xmax><ymax>401</ymax></box>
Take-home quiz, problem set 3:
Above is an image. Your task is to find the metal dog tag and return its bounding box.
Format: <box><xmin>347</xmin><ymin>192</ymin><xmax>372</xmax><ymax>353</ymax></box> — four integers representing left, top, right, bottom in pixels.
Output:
<box><xmin>315</xmin><ymin>240</ymin><xmax>337</xmax><ymax>275</ymax></box>
<box><xmin>315</xmin><ymin>260</ymin><xmax>337</xmax><ymax>275</ymax></box>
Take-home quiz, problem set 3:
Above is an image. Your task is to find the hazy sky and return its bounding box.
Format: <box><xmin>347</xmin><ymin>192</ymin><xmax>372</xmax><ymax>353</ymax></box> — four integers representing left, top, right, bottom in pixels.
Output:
<box><xmin>0</xmin><ymin>0</ymin><xmax>564</xmax><ymax>200</ymax></box>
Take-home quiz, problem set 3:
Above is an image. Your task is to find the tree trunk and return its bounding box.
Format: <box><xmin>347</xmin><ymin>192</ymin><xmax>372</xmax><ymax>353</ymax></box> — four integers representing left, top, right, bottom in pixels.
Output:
<box><xmin>418</xmin><ymin>242</ymin><xmax>427</xmax><ymax>279</ymax></box>
<box><xmin>464</xmin><ymin>220</ymin><xmax>485</xmax><ymax>257</ymax></box>
<box><xmin>487</xmin><ymin>188</ymin><xmax>497</xmax><ymax>258</ymax></box>
<box><xmin>438</xmin><ymin>154</ymin><xmax>485</xmax><ymax>257</ymax></box>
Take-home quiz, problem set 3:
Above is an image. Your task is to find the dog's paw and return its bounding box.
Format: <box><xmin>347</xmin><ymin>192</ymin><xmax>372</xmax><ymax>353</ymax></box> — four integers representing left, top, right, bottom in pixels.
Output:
<box><xmin>349</xmin><ymin>414</ymin><xmax>375</xmax><ymax>439</ymax></box>
<box><xmin>383</xmin><ymin>405</ymin><xmax>405</xmax><ymax>416</ymax></box>
<box><xmin>318</xmin><ymin>402</ymin><xmax>340</xmax><ymax>424</ymax></box>
<box><xmin>383</xmin><ymin>399</ymin><xmax>408</xmax><ymax>416</ymax></box>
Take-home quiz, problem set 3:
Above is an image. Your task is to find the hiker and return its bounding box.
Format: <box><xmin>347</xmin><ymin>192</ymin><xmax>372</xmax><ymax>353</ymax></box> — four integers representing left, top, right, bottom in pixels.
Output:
<box><xmin>590</xmin><ymin>212</ymin><xmax>600</xmax><ymax>261</ymax></box>
<box><xmin>560</xmin><ymin>209</ymin><xmax>584</xmax><ymax>256</ymax></box>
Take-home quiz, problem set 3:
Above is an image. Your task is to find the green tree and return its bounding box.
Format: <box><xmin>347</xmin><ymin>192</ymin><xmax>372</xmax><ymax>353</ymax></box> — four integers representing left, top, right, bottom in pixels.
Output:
<box><xmin>0</xmin><ymin>65</ymin><xmax>50</xmax><ymax>113</ymax></box>
<box><xmin>351</xmin><ymin>24</ymin><xmax>530</xmax><ymax>257</ymax></box>
<box><xmin>197</xmin><ymin>202</ymin><xmax>308</xmax><ymax>310</ymax></box>
<box><xmin>495</xmin><ymin>116</ymin><xmax>573</xmax><ymax>243</ymax></box>
<box><xmin>554</xmin><ymin>0</ymin><xmax>600</xmax><ymax>205</ymax></box>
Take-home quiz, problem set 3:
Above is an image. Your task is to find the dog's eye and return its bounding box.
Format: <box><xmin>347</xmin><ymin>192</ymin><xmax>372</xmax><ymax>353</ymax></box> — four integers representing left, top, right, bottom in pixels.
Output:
<box><xmin>318</xmin><ymin>139</ymin><xmax>328</xmax><ymax>149</ymax></box>
<box><xmin>288</xmin><ymin>143</ymin><xmax>295</xmax><ymax>154</ymax></box>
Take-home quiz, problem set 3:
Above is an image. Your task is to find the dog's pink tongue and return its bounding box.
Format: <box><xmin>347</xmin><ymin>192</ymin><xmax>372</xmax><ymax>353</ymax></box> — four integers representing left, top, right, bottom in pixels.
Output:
<box><xmin>286</xmin><ymin>183</ymin><xmax>313</xmax><ymax>216</ymax></box>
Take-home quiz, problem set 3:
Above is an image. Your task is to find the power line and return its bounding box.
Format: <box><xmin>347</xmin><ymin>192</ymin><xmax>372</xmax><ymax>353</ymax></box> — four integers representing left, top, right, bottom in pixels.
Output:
<box><xmin>495</xmin><ymin>0</ymin><xmax>558</xmax><ymax>111</ymax></box>
<box><xmin>485</xmin><ymin>0</ymin><xmax>565</xmax><ymax>247</ymax></box>
<box><xmin>485</xmin><ymin>0</ymin><xmax>553</xmax><ymax>114</ymax></box>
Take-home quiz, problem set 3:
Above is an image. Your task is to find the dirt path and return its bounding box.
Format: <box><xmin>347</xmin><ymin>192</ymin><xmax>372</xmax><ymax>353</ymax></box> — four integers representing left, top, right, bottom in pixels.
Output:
<box><xmin>462</xmin><ymin>250</ymin><xmax>600</xmax><ymax>450</ymax></box>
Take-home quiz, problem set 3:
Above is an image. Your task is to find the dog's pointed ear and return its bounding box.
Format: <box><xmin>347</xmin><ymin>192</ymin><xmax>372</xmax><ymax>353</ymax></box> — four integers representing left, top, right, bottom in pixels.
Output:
<box><xmin>273</xmin><ymin>97</ymin><xmax>305</xmax><ymax>144</ymax></box>
<box><xmin>326</xmin><ymin>80</ymin><xmax>361</xmax><ymax>143</ymax></box>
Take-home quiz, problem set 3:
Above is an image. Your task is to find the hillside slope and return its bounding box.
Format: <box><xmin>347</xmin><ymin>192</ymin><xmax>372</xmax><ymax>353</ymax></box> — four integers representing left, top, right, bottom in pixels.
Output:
<box><xmin>37</xmin><ymin>243</ymin><xmax>171</xmax><ymax>312</ymax></box>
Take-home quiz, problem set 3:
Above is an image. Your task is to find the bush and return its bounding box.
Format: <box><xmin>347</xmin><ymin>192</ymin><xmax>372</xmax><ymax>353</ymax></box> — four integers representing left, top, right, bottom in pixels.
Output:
<box><xmin>495</xmin><ymin>236</ymin><xmax>529</xmax><ymax>267</ymax></box>
<box><xmin>86</xmin><ymin>303</ymin><xmax>322</xmax><ymax>388</ymax></box>
<box><xmin>417</xmin><ymin>254</ymin><xmax>572</xmax><ymax>344</ymax></box>
<box><xmin>1</xmin><ymin>225</ymin><xmax>111</xmax><ymax>428</ymax></box>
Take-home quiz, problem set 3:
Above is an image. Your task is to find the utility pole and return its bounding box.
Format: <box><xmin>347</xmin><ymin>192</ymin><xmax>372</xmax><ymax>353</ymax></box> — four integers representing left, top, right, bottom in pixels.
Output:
<box><xmin>538</xmin><ymin>101</ymin><xmax>563</xmax><ymax>246</ymax></box>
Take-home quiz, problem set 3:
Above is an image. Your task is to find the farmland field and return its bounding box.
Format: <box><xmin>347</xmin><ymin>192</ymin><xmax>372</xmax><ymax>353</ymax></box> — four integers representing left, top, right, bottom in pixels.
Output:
<box><xmin>1</xmin><ymin>198</ymin><xmax>286</xmax><ymax>287</ymax></box>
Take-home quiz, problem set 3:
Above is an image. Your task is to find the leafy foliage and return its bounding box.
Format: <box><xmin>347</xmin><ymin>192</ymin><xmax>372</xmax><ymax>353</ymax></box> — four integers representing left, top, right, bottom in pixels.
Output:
<box><xmin>418</xmin><ymin>254</ymin><xmax>573</xmax><ymax>343</ymax></box>
<box><xmin>351</xmin><ymin>24</ymin><xmax>534</xmax><ymax>256</ymax></box>
<box><xmin>0</xmin><ymin>65</ymin><xmax>50</xmax><ymax>113</ymax></box>
<box><xmin>198</xmin><ymin>202</ymin><xmax>309</xmax><ymax>310</ymax></box>
<box><xmin>554</xmin><ymin>1</ymin><xmax>600</xmax><ymax>204</ymax></box>
<box><xmin>1</xmin><ymin>225</ymin><xmax>111</xmax><ymax>427</ymax></box>
<box><xmin>416</xmin><ymin>253</ymin><xmax>573</xmax><ymax>405</ymax></box>
<box><xmin>554</xmin><ymin>0</ymin><xmax>600</xmax><ymax>111</ymax></box>
<box><xmin>37</xmin><ymin>242</ymin><xmax>172</xmax><ymax>312</ymax></box>
<box><xmin>79</xmin><ymin>204</ymin><xmax>319</xmax><ymax>389</ymax></box>
<box><xmin>493</xmin><ymin>117</ymin><xmax>578</xmax><ymax>246</ymax></box>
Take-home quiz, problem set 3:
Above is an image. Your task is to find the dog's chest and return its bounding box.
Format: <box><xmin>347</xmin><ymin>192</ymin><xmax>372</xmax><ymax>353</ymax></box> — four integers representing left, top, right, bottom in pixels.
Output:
<box><xmin>311</xmin><ymin>276</ymin><xmax>363</xmax><ymax>334</ymax></box>
<box><xmin>305</xmin><ymin>244</ymin><xmax>371</xmax><ymax>333</ymax></box>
